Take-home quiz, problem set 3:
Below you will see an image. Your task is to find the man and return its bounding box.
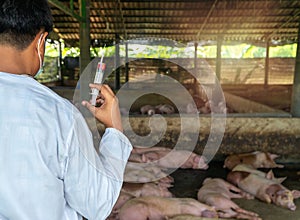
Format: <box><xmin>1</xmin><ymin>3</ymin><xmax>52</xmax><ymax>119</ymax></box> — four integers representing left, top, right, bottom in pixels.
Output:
<box><xmin>0</xmin><ymin>0</ymin><xmax>132</xmax><ymax>219</ymax></box>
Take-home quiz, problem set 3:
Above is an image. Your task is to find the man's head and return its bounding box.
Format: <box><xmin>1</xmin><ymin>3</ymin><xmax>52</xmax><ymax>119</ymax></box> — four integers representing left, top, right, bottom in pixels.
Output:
<box><xmin>0</xmin><ymin>0</ymin><xmax>53</xmax><ymax>50</ymax></box>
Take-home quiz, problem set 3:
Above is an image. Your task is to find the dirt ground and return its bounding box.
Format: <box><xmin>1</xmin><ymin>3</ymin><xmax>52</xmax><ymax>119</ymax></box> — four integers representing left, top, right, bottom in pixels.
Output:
<box><xmin>169</xmin><ymin>161</ymin><xmax>300</xmax><ymax>220</ymax></box>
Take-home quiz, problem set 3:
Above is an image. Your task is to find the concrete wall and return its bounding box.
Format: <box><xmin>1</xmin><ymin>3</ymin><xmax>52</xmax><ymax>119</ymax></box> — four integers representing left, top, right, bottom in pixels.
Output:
<box><xmin>123</xmin><ymin>116</ymin><xmax>300</xmax><ymax>163</ymax></box>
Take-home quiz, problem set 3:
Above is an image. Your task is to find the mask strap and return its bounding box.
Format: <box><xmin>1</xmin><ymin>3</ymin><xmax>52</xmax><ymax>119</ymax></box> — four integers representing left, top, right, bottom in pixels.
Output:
<box><xmin>37</xmin><ymin>33</ymin><xmax>44</xmax><ymax>72</ymax></box>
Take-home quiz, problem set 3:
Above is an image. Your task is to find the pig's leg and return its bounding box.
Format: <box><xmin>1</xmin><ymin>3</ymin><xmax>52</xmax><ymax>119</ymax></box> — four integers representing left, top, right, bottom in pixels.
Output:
<box><xmin>233</xmin><ymin>206</ymin><xmax>261</xmax><ymax>219</ymax></box>
<box><xmin>218</xmin><ymin>206</ymin><xmax>260</xmax><ymax>220</ymax></box>
<box><xmin>179</xmin><ymin>199</ymin><xmax>217</xmax><ymax>218</ymax></box>
<box><xmin>132</xmin><ymin>146</ymin><xmax>171</xmax><ymax>154</ymax></box>
<box><xmin>191</xmin><ymin>155</ymin><xmax>208</xmax><ymax>170</ymax></box>
<box><xmin>225</xmin><ymin>183</ymin><xmax>254</xmax><ymax>199</ymax></box>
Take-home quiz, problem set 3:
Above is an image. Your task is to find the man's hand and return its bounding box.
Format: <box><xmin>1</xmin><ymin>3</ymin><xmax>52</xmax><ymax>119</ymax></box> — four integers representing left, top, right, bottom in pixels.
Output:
<box><xmin>82</xmin><ymin>84</ymin><xmax>123</xmax><ymax>132</ymax></box>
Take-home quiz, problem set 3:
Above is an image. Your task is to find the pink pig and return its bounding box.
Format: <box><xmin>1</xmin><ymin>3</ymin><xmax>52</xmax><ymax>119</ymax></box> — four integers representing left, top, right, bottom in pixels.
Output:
<box><xmin>227</xmin><ymin>171</ymin><xmax>300</xmax><ymax>211</ymax></box>
<box><xmin>121</xmin><ymin>182</ymin><xmax>173</xmax><ymax>198</ymax></box>
<box><xmin>224</xmin><ymin>151</ymin><xmax>284</xmax><ymax>170</ymax></box>
<box><xmin>124</xmin><ymin>162</ymin><xmax>174</xmax><ymax>183</ymax></box>
<box><xmin>132</xmin><ymin>146</ymin><xmax>209</xmax><ymax>170</ymax></box>
<box><xmin>140</xmin><ymin>105</ymin><xmax>157</xmax><ymax>115</ymax></box>
<box><xmin>197</xmin><ymin>178</ymin><xmax>260</xmax><ymax>220</ymax></box>
<box><xmin>118</xmin><ymin>196</ymin><xmax>217</xmax><ymax>220</ymax></box>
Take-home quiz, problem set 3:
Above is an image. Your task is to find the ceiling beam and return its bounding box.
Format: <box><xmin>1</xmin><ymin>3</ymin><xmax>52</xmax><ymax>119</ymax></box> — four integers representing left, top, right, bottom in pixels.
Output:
<box><xmin>48</xmin><ymin>0</ymin><xmax>84</xmax><ymax>22</ymax></box>
<box><xmin>265</xmin><ymin>9</ymin><xmax>300</xmax><ymax>39</ymax></box>
<box><xmin>196</xmin><ymin>0</ymin><xmax>218</xmax><ymax>40</ymax></box>
<box><xmin>116</xmin><ymin>0</ymin><xmax>128</xmax><ymax>39</ymax></box>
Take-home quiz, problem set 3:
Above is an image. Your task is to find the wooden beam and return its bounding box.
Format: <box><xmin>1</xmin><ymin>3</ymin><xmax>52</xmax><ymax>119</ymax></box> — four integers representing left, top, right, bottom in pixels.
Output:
<box><xmin>196</xmin><ymin>0</ymin><xmax>218</xmax><ymax>40</ymax></box>
<box><xmin>79</xmin><ymin>0</ymin><xmax>91</xmax><ymax>74</ymax></box>
<box><xmin>48</xmin><ymin>0</ymin><xmax>83</xmax><ymax>22</ymax></box>
<box><xmin>291</xmin><ymin>22</ymin><xmax>300</xmax><ymax>117</ymax></box>
<box><xmin>115</xmin><ymin>34</ymin><xmax>121</xmax><ymax>90</ymax></box>
<box><xmin>264</xmin><ymin>40</ymin><xmax>270</xmax><ymax>87</ymax></box>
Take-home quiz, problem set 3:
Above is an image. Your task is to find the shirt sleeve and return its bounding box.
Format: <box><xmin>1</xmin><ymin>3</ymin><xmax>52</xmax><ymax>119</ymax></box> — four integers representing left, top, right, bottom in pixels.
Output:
<box><xmin>63</xmin><ymin>112</ymin><xmax>132</xmax><ymax>220</ymax></box>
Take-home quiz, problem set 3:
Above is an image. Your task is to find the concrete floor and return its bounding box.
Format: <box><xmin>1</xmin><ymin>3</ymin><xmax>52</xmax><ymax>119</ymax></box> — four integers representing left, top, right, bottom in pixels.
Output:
<box><xmin>169</xmin><ymin>161</ymin><xmax>300</xmax><ymax>220</ymax></box>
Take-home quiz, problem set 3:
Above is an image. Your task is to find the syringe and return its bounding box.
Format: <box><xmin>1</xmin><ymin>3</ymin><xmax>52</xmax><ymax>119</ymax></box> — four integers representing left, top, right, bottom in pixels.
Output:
<box><xmin>90</xmin><ymin>50</ymin><xmax>105</xmax><ymax>106</ymax></box>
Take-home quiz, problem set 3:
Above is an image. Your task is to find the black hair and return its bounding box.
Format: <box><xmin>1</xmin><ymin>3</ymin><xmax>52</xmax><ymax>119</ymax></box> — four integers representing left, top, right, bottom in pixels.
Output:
<box><xmin>0</xmin><ymin>0</ymin><xmax>53</xmax><ymax>50</ymax></box>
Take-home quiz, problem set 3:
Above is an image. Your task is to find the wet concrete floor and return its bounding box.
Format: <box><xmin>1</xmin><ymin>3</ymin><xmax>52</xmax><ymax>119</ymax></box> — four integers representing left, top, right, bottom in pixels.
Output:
<box><xmin>169</xmin><ymin>161</ymin><xmax>300</xmax><ymax>220</ymax></box>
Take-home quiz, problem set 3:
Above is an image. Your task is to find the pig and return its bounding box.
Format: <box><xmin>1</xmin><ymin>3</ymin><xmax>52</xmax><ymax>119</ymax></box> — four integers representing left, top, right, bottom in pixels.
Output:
<box><xmin>156</xmin><ymin>104</ymin><xmax>175</xmax><ymax>114</ymax></box>
<box><xmin>142</xmin><ymin>150</ymin><xmax>208</xmax><ymax>170</ymax></box>
<box><xmin>227</xmin><ymin>171</ymin><xmax>300</xmax><ymax>211</ymax></box>
<box><xmin>224</xmin><ymin>151</ymin><xmax>284</xmax><ymax>170</ymax></box>
<box><xmin>167</xmin><ymin>215</ymin><xmax>217</xmax><ymax>220</ymax></box>
<box><xmin>186</xmin><ymin>103</ymin><xmax>199</xmax><ymax>114</ymax></box>
<box><xmin>118</xmin><ymin>196</ymin><xmax>218</xmax><ymax>220</ymax></box>
<box><xmin>132</xmin><ymin>146</ymin><xmax>209</xmax><ymax>170</ymax></box>
<box><xmin>124</xmin><ymin>162</ymin><xmax>174</xmax><ymax>183</ymax></box>
<box><xmin>132</xmin><ymin>146</ymin><xmax>172</xmax><ymax>154</ymax></box>
<box><xmin>121</xmin><ymin>182</ymin><xmax>173</xmax><ymax>198</ymax></box>
<box><xmin>112</xmin><ymin>191</ymin><xmax>135</xmax><ymax>211</ymax></box>
<box><xmin>140</xmin><ymin>105</ymin><xmax>157</xmax><ymax>115</ymax></box>
<box><xmin>199</xmin><ymin>100</ymin><xmax>212</xmax><ymax>114</ymax></box>
<box><xmin>233</xmin><ymin>164</ymin><xmax>286</xmax><ymax>183</ymax></box>
<box><xmin>197</xmin><ymin>178</ymin><xmax>260</xmax><ymax>219</ymax></box>
<box><xmin>106</xmin><ymin>191</ymin><xmax>135</xmax><ymax>220</ymax></box>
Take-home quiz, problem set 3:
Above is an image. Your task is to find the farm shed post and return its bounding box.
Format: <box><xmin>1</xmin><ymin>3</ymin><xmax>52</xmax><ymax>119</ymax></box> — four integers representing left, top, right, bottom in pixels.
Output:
<box><xmin>115</xmin><ymin>34</ymin><xmax>121</xmax><ymax>90</ymax></box>
<box><xmin>79</xmin><ymin>0</ymin><xmax>91</xmax><ymax>74</ymax></box>
<box><xmin>264</xmin><ymin>40</ymin><xmax>270</xmax><ymax>87</ymax></box>
<box><xmin>216</xmin><ymin>36</ymin><xmax>222</xmax><ymax>81</ymax></box>
<box><xmin>291</xmin><ymin>22</ymin><xmax>300</xmax><ymax>117</ymax></box>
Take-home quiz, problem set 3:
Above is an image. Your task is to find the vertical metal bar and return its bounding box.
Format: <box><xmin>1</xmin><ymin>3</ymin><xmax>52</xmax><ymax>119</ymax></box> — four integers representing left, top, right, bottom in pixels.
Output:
<box><xmin>58</xmin><ymin>40</ymin><xmax>63</xmax><ymax>85</ymax></box>
<box><xmin>115</xmin><ymin>34</ymin><xmax>121</xmax><ymax>90</ymax></box>
<box><xmin>216</xmin><ymin>36</ymin><xmax>222</xmax><ymax>81</ymax></box>
<box><xmin>194</xmin><ymin>42</ymin><xmax>198</xmax><ymax>84</ymax></box>
<box><xmin>125</xmin><ymin>42</ymin><xmax>129</xmax><ymax>83</ymax></box>
<box><xmin>265</xmin><ymin>40</ymin><xmax>270</xmax><ymax>87</ymax></box>
<box><xmin>194</xmin><ymin>42</ymin><xmax>198</xmax><ymax>69</ymax></box>
<box><xmin>291</xmin><ymin>22</ymin><xmax>300</xmax><ymax>117</ymax></box>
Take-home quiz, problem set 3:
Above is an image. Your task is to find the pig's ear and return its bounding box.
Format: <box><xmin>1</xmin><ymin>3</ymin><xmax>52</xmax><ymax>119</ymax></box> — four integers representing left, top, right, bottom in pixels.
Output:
<box><xmin>268</xmin><ymin>153</ymin><xmax>280</xmax><ymax>160</ymax></box>
<box><xmin>266</xmin><ymin>170</ymin><xmax>275</xmax><ymax>180</ymax></box>
<box><xmin>141</xmin><ymin>154</ymin><xmax>149</xmax><ymax>163</ymax></box>
<box><xmin>276</xmin><ymin>177</ymin><xmax>287</xmax><ymax>184</ymax></box>
<box><xmin>276</xmin><ymin>163</ymin><xmax>284</xmax><ymax>168</ymax></box>
<box><xmin>292</xmin><ymin>190</ymin><xmax>300</xmax><ymax>199</ymax></box>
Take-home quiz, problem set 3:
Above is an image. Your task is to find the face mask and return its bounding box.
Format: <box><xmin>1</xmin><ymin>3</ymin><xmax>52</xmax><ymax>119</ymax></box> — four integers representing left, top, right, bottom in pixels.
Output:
<box><xmin>36</xmin><ymin>34</ymin><xmax>44</xmax><ymax>77</ymax></box>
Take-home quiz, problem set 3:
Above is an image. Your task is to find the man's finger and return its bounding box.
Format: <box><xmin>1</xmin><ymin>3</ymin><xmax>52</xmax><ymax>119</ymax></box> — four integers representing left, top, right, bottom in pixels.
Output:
<box><xmin>81</xmin><ymin>100</ymin><xmax>96</xmax><ymax>114</ymax></box>
<box><xmin>89</xmin><ymin>83</ymin><xmax>102</xmax><ymax>91</ymax></box>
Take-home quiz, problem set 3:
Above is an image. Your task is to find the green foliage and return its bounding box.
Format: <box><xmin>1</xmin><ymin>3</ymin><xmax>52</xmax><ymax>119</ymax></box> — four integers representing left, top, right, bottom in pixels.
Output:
<box><xmin>270</xmin><ymin>44</ymin><xmax>297</xmax><ymax>57</ymax></box>
<box><xmin>45</xmin><ymin>41</ymin><xmax>297</xmax><ymax>59</ymax></box>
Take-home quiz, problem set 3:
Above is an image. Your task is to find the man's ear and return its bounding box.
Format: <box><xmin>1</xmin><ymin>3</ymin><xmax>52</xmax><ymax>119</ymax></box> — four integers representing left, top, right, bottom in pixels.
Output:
<box><xmin>38</xmin><ymin>32</ymin><xmax>48</xmax><ymax>51</ymax></box>
<box><xmin>34</xmin><ymin>31</ymin><xmax>48</xmax><ymax>49</ymax></box>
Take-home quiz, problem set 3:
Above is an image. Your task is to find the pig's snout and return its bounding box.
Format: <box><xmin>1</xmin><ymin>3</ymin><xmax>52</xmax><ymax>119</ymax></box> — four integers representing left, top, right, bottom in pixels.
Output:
<box><xmin>289</xmin><ymin>204</ymin><xmax>296</xmax><ymax>211</ymax></box>
<box><xmin>194</xmin><ymin>155</ymin><xmax>208</xmax><ymax>169</ymax></box>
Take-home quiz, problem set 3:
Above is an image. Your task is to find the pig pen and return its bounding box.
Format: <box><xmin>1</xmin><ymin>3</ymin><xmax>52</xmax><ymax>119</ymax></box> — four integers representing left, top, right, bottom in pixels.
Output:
<box><xmin>116</xmin><ymin>88</ymin><xmax>300</xmax><ymax>219</ymax></box>
<box><xmin>120</xmin><ymin>115</ymin><xmax>300</xmax><ymax>220</ymax></box>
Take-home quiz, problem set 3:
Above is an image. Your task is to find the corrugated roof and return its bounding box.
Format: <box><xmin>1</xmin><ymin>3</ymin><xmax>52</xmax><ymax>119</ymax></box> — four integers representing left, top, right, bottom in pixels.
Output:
<box><xmin>49</xmin><ymin>0</ymin><xmax>300</xmax><ymax>46</ymax></box>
